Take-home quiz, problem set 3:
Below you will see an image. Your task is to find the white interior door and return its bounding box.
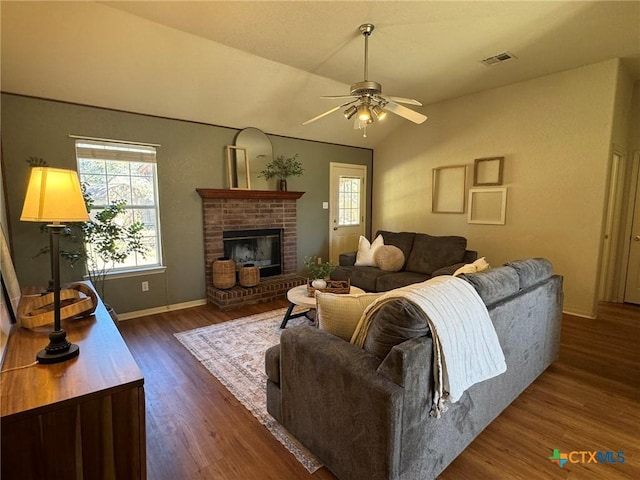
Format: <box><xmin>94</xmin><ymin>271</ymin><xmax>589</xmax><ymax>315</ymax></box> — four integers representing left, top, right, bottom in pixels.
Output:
<box><xmin>625</xmin><ymin>154</ymin><xmax>640</xmax><ymax>304</ymax></box>
<box><xmin>329</xmin><ymin>163</ymin><xmax>367</xmax><ymax>264</ymax></box>
<box><xmin>598</xmin><ymin>150</ymin><xmax>624</xmax><ymax>301</ymax></box>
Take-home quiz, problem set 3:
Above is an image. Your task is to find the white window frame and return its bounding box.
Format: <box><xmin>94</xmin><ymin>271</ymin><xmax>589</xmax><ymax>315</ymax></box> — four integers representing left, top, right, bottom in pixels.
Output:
<box><xmin>75</xmin><ymin>138</ymin><xmax>163</xmax><ymax>276</ymax></box>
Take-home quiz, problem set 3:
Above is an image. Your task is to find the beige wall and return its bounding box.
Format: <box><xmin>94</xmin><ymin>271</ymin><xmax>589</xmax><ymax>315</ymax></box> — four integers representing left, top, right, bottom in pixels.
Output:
<box><xmin>373</xmin><ymin>59</ymin><xmax>622</xmax><ymax>318</ymax></box>
<box><xmin>0</xmin><ymin>1</ymin><xmax>372</xmax><ymax>148</ymax></box>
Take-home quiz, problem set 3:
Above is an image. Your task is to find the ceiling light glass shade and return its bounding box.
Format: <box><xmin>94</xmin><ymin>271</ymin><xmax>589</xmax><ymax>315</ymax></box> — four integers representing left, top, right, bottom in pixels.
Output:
<box><xmin>344</xmin><ymin>105</ymin><xmax>358</xmax><ymax>120</ymax></box>
<box><xmin>373</xmin><ymin>105</ymin><xmax>387</xmax><ymax>121</ymax></box>
<box><xmin>357</xmin><ymin>104</ymin><xmax>372</xmax><ymax>122</ymax></box>
<box><xmin>21</xmin><ymin>167</ymin><xmax>89</xmax><ymax>223</ymax></box>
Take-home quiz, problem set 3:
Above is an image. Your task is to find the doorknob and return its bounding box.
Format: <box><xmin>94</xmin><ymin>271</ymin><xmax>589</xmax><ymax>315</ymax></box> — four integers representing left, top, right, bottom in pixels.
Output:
<box><xmin>634</xmin><ymin>235</ymin><xmax>640</xmax><ymax>241</ymax></box>
<box><xmin>333</xmin><ymin>227</ymin><xmax>338</xmax><ymax>231</ymax></box>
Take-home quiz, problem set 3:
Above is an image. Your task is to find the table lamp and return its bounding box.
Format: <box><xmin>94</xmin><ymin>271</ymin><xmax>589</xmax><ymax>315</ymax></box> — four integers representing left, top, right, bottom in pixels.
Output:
<box><xmin>20</xmin><ymin>167</ymin><xmax>89</xmax><ymax>364</ymax></box>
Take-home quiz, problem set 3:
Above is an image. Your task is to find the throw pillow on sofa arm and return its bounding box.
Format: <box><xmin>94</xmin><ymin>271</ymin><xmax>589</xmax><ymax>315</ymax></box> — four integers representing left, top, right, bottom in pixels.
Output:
<box><xmin>453</xmin><ymin>257</ymin><xmax>490</xmax><ymax>277</ymax></box>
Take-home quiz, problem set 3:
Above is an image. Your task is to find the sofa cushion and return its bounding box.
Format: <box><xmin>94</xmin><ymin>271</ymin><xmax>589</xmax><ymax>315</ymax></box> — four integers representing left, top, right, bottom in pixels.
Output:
<box><xmin>362</xmin><ymin>299</ymin><xmax>431</xmax><ymax>359</ymax></box>
<box><xmin>316</xmin><ymin>291</ymin><xmax>383</xmax><ymax>341</ymax></box>
<box><xmin>355</xmin><ymin>234</ymin><xmax>384</xmax><ymax>266</ymax></box>
<box><xmin>405</xmin><ymin>234</ymin><xmax>467</xmax><ymax>275</ymax></box>
<box><xmin>505</xmin><ymin>258</ymin><xmax>553</xmax><ymax>289</ymax></box>
<box><xmin>374</xmin><ymin>245</ymin><xmax>405</xmax><ymax>272</ymax></box>
<box><xmin>375</xmin><ymin>271</ymin><xmax>430</xmax><ymax>292</ymax></box>
<box><xmin>265</xmin><ymin>344</ymin><xmax>281</xmax><ymax>384</ymax></box>
<box><xmin>461</xmin><ymin>266</ymin><xmax>520</xmax><ymax>306</ymax></box>
<box><xmin>332</xmin><ymin>266</ymin><xmax>388</xmax><ymax>292</ymax></box>
<box><xmin>376</xmin><ymin>231</ymin><xmax>415</xmax><ymax>269</ymax></box>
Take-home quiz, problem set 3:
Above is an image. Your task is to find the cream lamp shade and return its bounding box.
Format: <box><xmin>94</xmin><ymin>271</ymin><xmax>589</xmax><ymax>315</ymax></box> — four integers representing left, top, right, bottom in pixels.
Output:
<box><xmin>20</xmin><ymin>167</ymin><xmax>89</xmax><ymax>223</ymax></box>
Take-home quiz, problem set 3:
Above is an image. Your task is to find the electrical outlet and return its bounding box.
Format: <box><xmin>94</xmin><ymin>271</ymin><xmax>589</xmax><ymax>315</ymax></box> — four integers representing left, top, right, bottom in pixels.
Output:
<box><xmin>141</xmin><ymin>281</ymin><xmax>149</xmax><ymax>292</ymax></box>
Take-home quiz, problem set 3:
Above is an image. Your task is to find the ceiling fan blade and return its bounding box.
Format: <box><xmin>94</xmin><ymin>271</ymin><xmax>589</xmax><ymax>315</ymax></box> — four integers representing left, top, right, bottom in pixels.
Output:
<box><xmin>302</xmin><ymin>105</ymin><xmax>342</xmax><ymax>125</ymax></box>
<box><xmin>384</xmin><ymin>101</ymin><xmax>428</xmax><ymax>124</ymax></box>
<box><xmin>303</xmin><ymin>100</ymin><xmax>358</xmax><ymax>126</ymax></box>
<box><xmin>321</xmin><ymin>95</ymin><xmax>357</xmax><ymax>100</ymax></box>
<box><xmin>382</xmin><ymin>95</ymin><xmax>423</xmax><ymax>106</ymax></box>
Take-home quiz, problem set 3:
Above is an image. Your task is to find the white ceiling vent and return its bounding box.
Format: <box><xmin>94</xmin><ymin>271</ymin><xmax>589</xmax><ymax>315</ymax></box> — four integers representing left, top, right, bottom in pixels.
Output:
<box><xmin>480</xmin><ymin>52</ymin><xmax>518</xmax><ymax>66</ymax></box>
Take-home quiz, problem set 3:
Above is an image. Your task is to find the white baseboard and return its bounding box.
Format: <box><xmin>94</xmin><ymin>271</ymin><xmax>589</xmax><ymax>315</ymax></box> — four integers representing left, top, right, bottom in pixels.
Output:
<box><xmin>117</xmin><ymin>298</ymin><xmax>208</xmax><ymax>321</ymax></box>
<box><xmin>562</xmin><ymin>308</ymin><xmax>597</xmax><ymax>319</ymax></box>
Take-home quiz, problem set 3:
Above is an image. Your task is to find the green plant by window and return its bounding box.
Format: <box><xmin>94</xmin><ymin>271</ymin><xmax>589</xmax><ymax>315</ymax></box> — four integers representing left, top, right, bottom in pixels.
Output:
<box><xmin>259</xmin><ymin>154</ymin><xmax>304</xmax><ymax>180</ymax></box>
<box><xmin>31</xmin><ymin>160</ymin><xmax>147</xmax><ymax>302</ymax></box>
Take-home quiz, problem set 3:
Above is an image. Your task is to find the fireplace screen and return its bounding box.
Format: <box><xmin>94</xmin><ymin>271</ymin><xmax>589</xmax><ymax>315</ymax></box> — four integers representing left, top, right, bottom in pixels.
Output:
<box><xmin>223</xmin><ymin>228</ymin><xmax>282</xmax><ymax>277</ymax></box>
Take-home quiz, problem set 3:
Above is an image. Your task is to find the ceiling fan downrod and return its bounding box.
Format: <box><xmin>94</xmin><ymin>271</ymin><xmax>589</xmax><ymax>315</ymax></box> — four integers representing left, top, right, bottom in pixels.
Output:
<box><xmin>360</xmin><ymin>23</ymin><xmax>374</xmax><ymax>81</ymax></box>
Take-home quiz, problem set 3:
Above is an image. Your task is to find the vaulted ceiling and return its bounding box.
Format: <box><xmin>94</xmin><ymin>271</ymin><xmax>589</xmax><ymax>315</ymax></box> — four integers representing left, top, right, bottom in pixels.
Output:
<box><xmin>3</xmin><ymin>1</ymin><xmax>640</xmax><ymax>147</ymax></box>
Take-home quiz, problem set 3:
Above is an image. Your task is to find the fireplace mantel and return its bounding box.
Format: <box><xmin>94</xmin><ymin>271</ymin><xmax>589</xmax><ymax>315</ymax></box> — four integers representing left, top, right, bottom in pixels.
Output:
<box><xmin>196</xmin><ymin>188</ymin><xmax>304</xmax><ymax>200</ymax></box>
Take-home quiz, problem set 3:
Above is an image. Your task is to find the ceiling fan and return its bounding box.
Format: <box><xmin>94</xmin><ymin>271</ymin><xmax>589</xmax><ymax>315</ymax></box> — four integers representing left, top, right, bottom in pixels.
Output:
<box><xmin>303</xmin><ymin>23</ymin><xmax>427</xmax><ymax>137</ymax></box>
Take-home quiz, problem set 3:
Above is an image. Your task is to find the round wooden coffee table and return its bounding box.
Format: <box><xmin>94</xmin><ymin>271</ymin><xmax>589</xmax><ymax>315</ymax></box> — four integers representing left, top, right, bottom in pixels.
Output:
<box><xmin>280</xmin><ymin>284</ymin><xmax>365</xmax><ymax>328</ymax></box>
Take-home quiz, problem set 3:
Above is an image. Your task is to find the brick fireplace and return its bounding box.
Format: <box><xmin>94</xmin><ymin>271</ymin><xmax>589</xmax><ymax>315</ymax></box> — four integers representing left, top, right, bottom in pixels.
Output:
<box><xmin>197</xmin><ymin>188</ymin><xmax>306</xmax><ymax>309</ymax></box>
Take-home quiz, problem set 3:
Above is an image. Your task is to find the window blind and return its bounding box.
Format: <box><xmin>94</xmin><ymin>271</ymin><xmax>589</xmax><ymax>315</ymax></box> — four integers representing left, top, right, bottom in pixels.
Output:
<box><xmin>75</xmin><ymin>140</ymin><xmax>156</xmax><ymax>163</ymax></box>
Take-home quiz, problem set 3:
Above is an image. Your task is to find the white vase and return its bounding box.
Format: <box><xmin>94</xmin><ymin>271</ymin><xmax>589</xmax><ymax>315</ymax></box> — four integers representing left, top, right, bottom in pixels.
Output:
<box><xmin>311</xmin><ymin>279</ymin><xmax>327</xmax><ymax>289</ymax></box>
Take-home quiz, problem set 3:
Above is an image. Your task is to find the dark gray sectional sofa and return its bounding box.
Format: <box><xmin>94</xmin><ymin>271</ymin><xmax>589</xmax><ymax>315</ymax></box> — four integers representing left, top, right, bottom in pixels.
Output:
<box><xmin>266</xmin><ymin>258</ymin><xmax>563</xmax><ymax>480</ymax></box>
<box><xmin>331</xmin><ymin>230</ymin><xmax>478</xmax><ymax>292</ymax></box>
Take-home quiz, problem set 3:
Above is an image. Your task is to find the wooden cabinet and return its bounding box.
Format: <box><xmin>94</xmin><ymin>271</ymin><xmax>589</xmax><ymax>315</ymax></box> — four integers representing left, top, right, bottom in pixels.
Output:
<box><xmin>1</xmin><ymin>284</ymin><xmax>146</xmax><ymax>479</ymax></box>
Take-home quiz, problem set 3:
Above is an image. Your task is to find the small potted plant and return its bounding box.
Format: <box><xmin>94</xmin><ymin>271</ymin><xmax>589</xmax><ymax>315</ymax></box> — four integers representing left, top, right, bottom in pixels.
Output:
<box><xmin>259</xmin><ymin>153</ymin><xmax>303</xmax><ymax>191</ymax></box>
<box><xmin>304</xmin><ymin>256</ymin><xmax>336</xmax><ymax>289</ymax></box>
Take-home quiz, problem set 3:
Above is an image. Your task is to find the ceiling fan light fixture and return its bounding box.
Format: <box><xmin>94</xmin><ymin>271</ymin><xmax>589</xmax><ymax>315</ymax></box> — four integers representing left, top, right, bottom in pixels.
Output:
<box><xmin>344</xmin><ymin>105</ymin><xmax>357</xmax><ymax>120</ymax></box>
<box><xmin>372</xmin><ymin>105</ymin><xmax>387</xmax><ymax>121</ymax></box>
<box><xmin>343</xmin><ymin>105</ymin><xmax>358</xmax><ymax>120</ymax></box>
<box><xmin>357</xmin><ymin>104</ymin><xmax>372</xmax><ymax>122</ymax></box>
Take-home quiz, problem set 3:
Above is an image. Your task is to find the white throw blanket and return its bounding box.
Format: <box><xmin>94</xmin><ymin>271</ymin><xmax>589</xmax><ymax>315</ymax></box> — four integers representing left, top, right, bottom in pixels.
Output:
<box><xmin>351</xmin><ymin>276</ymin><xmax>506</xmax><ymax>418</ymax></box>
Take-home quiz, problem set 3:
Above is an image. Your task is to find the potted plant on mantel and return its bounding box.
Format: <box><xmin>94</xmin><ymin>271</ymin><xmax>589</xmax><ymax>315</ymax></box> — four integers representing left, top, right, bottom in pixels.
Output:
<box><xmin>259</xmin><ymin>153</ymin><xmax>304</xmax><ymax>191</ymax></box>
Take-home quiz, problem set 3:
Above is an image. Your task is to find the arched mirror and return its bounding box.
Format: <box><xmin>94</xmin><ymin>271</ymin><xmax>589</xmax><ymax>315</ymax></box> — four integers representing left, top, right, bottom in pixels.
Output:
<box><xmin>235</xmin><ymin>127</ymin><xmax>273</xmax><ymax>190</ymax></box>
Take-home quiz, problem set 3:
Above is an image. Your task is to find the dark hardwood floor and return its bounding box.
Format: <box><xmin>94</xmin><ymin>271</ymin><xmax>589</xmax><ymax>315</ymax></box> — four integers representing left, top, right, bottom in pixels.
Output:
<box><xmin>119</xmin><ymin>301</ymin><xmax>640</xmax><ymax>479</ymax></box>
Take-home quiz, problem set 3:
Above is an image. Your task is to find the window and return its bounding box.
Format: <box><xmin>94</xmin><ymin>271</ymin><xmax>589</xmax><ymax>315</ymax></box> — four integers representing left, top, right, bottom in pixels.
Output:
<box><xmin>338</xmin><ymin>176</ymin><xmax>362</xmax><ymax>226</ymax></box>
<box><xmin>75</xmin><ymin>139</ymin><xmax>162</xmax><ymax>273</ymax></box>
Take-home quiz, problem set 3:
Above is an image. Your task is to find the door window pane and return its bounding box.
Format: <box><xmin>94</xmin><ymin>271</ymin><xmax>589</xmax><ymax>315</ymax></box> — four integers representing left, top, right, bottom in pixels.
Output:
<box><xmin>338</xmin><ymin>176</ymin><xmax>361</xmax><ymax>226</ymax></box>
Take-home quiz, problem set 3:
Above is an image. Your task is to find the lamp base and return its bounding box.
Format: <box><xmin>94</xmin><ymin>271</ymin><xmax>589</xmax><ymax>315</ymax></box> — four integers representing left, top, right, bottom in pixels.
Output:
<box><xmin>36</xmin><ymin>329</ymin><xmax>80</xmax><ymax>364</ymax></box>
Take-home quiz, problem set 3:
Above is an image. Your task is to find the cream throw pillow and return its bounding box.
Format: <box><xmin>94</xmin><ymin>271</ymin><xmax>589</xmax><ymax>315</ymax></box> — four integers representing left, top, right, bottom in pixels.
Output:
<box><xmin>374</xmin><ymin>245</ymin><xmax>405</xmax><ymax>272</ymax></box>
<box><xmin>316</xmin><ymin>291</ymin><xmax>383</xmax><ymax>341</ymax></box>
<box><xmin>453</xmin><ymin>257</ymin><xmax>490</xmax><ymax>276</ymax></box>
<box><xmin>355</xmin><ymin>234</ymin><xmax>384</xmax><ymax>266</ymax></box>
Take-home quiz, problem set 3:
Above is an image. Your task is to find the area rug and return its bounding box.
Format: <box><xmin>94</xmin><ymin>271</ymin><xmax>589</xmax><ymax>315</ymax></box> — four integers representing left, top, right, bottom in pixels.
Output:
<box><xmin>174</xmin><ymin>307</ymin><xmax>323</xmax><ymax>473</ymax></box>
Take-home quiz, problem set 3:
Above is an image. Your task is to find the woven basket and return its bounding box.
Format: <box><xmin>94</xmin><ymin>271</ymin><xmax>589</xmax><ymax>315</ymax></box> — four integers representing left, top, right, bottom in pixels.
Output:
<box><xmin>239</xmin><ymin>264</ymin><xmax>260</xmax><ymax>287</ymax></box>
<box><xmin>212</xmin><ymin>257</ymin><xmax>236</xmax><ymax>289</ymax></box>
<box><xmin>306</xmin><ymin>279</ymin><xmax>350</xmax><ymax>297</ymax></box>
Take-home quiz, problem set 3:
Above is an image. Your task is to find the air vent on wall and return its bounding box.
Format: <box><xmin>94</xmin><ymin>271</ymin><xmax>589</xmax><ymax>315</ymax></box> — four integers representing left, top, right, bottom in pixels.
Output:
<box><xmin>480</xmin><ymin>51</ymin><xmax>517</xmax><ymax>66</ymax></box>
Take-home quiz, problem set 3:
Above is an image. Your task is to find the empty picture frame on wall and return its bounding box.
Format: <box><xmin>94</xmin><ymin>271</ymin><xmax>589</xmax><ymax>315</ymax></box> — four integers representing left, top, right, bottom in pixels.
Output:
<box><xmin>432</xmin><ymin>165</ymin><xmax>467</xmax><ymax>213</ymax></box>
<box><xmin>473</xmin><ymin>157</ymin><xmax>504</xmax><ymax>186</ymax></box>
<box><xmin>226</xmin><ymin>145</ymin><xmax>251</xmax><ymax>190</ymax></box>
<box><xmin>468</xmin><ymin>187</ymin><xmax>507</xmax><ymax>224</ymax></box>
